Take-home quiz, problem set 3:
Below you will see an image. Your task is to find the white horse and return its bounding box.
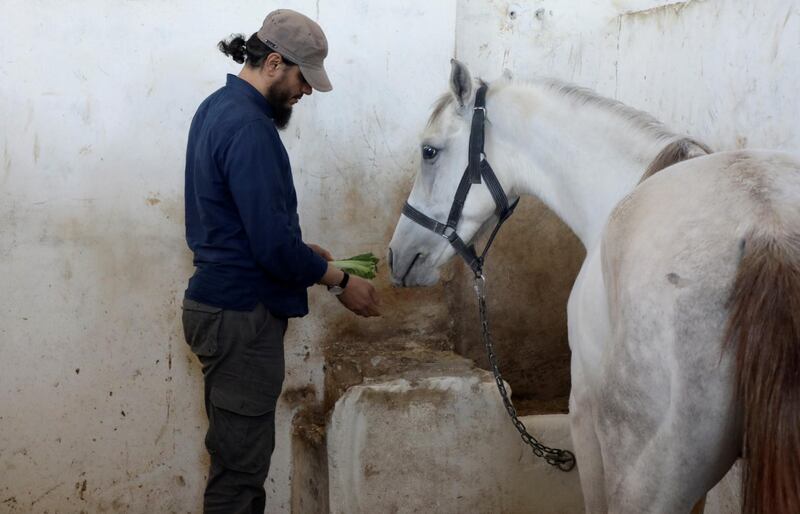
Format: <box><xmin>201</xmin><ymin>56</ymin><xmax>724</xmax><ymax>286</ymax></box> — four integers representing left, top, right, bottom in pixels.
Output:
<box><xmin>389</xmin><ymin>60</ymin><xmax>800</xmax><ymax>514</ymax></box>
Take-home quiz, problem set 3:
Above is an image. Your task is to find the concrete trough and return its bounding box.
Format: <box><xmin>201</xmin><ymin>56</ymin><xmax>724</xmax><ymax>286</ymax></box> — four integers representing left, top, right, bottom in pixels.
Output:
<box><xmin>327</xmin><ymin>369</ymin><xmax>584</xmax><ymax>514</ymax></box>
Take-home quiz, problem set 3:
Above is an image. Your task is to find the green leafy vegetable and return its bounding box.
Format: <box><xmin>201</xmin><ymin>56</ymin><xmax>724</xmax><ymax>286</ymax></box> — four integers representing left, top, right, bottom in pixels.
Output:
<box><xmin>330</xmin><ymin>253</ymin><xmax>380</xmax><ymax>280</ymax></box>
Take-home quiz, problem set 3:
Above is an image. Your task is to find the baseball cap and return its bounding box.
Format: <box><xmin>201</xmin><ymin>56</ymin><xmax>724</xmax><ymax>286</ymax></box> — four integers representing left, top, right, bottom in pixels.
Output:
<box><xmin>257</xmin><ymin>9</ymin><xmax>332</xmax><ymax>92</ymax></box>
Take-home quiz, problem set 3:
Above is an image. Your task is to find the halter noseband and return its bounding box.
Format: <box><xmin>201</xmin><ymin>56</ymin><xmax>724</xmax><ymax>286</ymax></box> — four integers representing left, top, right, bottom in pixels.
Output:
<box><xmin>402</xmin><ymin>84</ymin><xmax>519</xmax><ymax>277</ymax></box>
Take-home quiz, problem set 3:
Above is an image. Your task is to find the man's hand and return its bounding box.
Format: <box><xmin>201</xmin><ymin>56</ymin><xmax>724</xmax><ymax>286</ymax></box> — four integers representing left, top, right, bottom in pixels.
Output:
<box><xmin>308</xmin><ymin>243</ymin><xmax>334</xmax><ymax>261</ymax></box>
<box><xmin>317</xmin><ymin>260</ymin><xmax>380</xmax><ymax>317</ymax></box>
<box><xmin>337</xmin><ymin>275</ymin><xmax>381</xmax><ymax>317</ymax></box>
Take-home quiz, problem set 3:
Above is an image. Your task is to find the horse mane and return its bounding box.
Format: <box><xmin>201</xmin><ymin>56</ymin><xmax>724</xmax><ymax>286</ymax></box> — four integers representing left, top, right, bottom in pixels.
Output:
<box><xmin>426</xmin><ymin>77</ymin><xmax>712</xmax><ymax>179</ymax></box>
<box><xmin>428</xmin><ymin>93</ymin><xmax>454</xmax><ymax>127</ymax></box>
<box><xmin>537</xmin><ymin>79</ymin><xmax>680</xmax><ymax>141</ymax></box>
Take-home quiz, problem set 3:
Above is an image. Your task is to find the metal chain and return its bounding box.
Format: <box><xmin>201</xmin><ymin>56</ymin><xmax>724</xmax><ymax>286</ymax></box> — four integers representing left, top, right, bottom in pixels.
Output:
<box><xmin>474</xmin><ymin>274</ymin><xmax>576</xmax><ymax>472</ymax></box>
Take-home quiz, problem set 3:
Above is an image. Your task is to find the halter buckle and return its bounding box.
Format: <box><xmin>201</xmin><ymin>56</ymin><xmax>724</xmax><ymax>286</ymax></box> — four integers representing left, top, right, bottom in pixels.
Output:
<box><xmin>473</xmin><ymin>106</ymin><xmax>486</xmax><ymax>114</ymax></box>
<box><xmin>441</xmin><ymin>225</ymin><xmax>457</xmax><ymax>240</ymax></box>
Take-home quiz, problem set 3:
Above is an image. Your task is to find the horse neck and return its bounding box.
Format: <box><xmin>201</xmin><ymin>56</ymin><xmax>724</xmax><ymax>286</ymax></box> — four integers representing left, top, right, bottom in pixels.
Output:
<box><xmin>487</xmin><ymin>81</ymin><xmax>676</xmax><ymax>249</ymax></box>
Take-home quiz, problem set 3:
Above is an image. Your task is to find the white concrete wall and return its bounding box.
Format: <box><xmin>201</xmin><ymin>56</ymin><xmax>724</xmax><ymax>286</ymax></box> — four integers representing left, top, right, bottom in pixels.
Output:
<box><xmin>1</xmin><ymin>0</ymin><xmax>796</xmax><ymax>512</ymax></box>
<box><xmin>456</xmin><ymin>0</ymin><xmax>800</xmax><ymax>151</ymax></box>
<box><xmin>0</xmin><ymin>1</ymin><xmax>455</xmax><ymax>512</ymax></box>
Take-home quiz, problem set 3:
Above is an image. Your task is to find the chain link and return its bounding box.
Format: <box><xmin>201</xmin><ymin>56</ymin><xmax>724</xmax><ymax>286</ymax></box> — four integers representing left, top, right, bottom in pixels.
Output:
<box><xmin>474</xmin><ymin>274</ymin><xmax>576</xmax><ymax>472</ymax></box>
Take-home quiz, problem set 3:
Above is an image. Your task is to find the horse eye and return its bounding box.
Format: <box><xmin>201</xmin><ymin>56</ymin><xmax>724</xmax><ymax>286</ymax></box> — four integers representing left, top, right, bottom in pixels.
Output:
<box><xmin>422</xmin><ymin>145</ymin><xmax>439</xmax><ymax>160</ymax></box>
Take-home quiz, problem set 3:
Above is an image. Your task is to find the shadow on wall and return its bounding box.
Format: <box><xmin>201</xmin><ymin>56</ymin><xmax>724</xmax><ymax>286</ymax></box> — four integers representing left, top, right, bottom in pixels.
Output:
<box><xmin>446</xmin><ymin>197</ymin><xmax>585</xmax><ymax>415</ymax></box>
<box><xmin>319</xmin><ymin>176</ymin><xmax>457</xmax><ymax>413</ymax></box>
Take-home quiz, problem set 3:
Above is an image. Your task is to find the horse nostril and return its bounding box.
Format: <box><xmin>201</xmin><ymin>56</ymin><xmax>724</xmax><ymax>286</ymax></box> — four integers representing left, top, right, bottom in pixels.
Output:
<box><xmin>388</xmin><ymin>248</ymin><xmax>394</xmax><ymax>273</ymax></box>
<box><xmin>401</xmin><ymin>252</ymin><xmax>422</xmax><ymax>287</ymax></box>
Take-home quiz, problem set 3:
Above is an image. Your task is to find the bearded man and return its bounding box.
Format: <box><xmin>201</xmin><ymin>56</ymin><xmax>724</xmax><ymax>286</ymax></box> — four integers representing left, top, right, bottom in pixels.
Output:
<box><xmin>181</xmin><ymin>9</ymin><xmax>380</xmax><ymax>513</ymax></box>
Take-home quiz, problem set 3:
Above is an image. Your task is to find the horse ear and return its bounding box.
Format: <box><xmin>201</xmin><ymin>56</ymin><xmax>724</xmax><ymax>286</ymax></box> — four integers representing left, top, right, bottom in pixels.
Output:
<box><xmin>449</xmin><ymin>58</ymin><xmax>473</xmax><ymax>108</ymax></box>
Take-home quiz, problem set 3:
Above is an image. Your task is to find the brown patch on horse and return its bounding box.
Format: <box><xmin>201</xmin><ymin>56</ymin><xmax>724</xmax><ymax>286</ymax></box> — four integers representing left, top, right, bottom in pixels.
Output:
<box><xmin>725</xmin><ymin>232</ymin><xmax>800</xmax><ymax>514</ymax></box>
<box><xmin>690</xmin><ymin>496</ymin><xmax>706</xmax><ymax>514</ymax></box>
<box><xmin>639</xmin><ymin>138</ymin><xmax>712</xmax><ymax>184</ymax></box>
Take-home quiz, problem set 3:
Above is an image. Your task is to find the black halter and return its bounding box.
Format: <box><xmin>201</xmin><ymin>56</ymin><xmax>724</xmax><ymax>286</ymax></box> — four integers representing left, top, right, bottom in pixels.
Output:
<box><xmin>402</xmin><ymin>85</ymin><xmax>519</xmax><ymax>276</ymax></box>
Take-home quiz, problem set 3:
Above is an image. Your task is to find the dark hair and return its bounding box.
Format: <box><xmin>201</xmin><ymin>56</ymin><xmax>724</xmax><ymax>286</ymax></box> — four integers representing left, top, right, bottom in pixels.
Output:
<box><xmin>218</xmin><ymin>32</ymin><xmax>296</xmax><ymax>68</ymax></box>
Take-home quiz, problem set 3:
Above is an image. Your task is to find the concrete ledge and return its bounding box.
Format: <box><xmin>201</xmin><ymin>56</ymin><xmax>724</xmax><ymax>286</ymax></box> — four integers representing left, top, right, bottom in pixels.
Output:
<box><xmin>327</xmin><ymin>371</ymin><xmax>584</xmax><ymax>514</ymax></box>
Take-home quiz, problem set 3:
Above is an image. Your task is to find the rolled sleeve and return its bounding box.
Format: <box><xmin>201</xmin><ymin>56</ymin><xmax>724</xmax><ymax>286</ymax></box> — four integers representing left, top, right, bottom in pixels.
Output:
<box><xmin>223</xmin><ymin>120</ymin><xmax>328</xmax><ymax>288</ymax></box>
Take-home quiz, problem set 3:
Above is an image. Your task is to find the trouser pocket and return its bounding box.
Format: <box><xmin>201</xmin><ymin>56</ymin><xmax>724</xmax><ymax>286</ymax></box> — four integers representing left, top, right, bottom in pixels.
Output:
<box><xmin>206</xmin><ymin>385</ymin><xmax>277</xmax><ymax>474</ymax></box>
<box><xmin>182</xmin><ymin>299</ymin><xmax>223</xmax><ymax>357</ymax></box>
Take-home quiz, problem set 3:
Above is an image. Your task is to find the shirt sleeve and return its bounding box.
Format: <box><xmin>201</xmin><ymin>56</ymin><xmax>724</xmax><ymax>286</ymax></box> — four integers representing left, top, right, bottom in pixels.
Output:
<box><xmin>222</xmin><ymin>120</ymin><xmax>328</xmax><ymax>288</ymax></box>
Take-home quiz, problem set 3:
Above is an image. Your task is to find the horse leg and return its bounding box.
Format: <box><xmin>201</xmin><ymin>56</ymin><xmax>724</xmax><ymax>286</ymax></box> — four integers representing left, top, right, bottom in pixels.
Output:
<box><xmin>567</xmin><ymin>248</ymin><xmax>612</xmax><ymax>513</ymax></box>
<box><xmin>569</xmin><ymin>389</ymin><xmax>606</xmax><ymax>514</ymax></box>
<box><xmin>599</xmin><ymin>419</ymin><xmax>735</xmax><ymax>514</ymax></box>
<box><xmin>596</xmin><ymin>349</ymin><xmax>740</xmax><ymax>514</ymax></box>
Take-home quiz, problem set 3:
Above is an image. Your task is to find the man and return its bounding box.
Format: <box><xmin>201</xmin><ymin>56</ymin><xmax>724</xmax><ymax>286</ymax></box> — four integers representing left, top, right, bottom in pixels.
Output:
<box><xmin>182</xmin><ymin>9</ymin><xmax>380</xmax><ymax>513</ymax></box>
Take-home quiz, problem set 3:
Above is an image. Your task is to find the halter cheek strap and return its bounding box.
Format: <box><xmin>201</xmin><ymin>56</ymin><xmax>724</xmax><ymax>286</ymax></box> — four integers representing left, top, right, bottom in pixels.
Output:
<box><xmin>402</xmin><ymin>84</ymin><xmax>519</xmax><ymax>276</ymax></box>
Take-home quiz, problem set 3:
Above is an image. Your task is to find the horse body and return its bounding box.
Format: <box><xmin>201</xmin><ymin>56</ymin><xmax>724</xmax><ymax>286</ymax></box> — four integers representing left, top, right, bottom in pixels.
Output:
<box><xmin>570</xmin><ymin>151</ymin><xmax>799</xmax><ymax>512</ymax></box>
<box><xmin>389</xmin><ymin>60</ymin><xmax>800</xmax><ymax>513</ymax></box>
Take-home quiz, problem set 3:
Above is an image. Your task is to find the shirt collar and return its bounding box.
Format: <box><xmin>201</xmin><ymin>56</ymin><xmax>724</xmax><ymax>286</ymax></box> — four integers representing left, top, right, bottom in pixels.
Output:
<box><xmin>226</xmin><ymin>74</ymin><xmax>275</xmax><ymax>119</ymax></box>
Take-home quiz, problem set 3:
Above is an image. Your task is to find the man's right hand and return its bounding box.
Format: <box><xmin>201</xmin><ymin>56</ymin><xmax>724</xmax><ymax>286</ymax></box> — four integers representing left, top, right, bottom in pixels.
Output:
<box><xmin>337</xmin><ymin>275</ymin><xmax>381</xmax><ymax>317</ymax></box>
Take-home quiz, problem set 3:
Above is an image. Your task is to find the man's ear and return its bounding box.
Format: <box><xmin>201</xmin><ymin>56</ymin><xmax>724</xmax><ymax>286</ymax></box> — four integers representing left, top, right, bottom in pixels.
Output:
<box><xmin>264</xmin><ymin>52</ymin><xmax>283</xmax><ymax>73</ymax></box>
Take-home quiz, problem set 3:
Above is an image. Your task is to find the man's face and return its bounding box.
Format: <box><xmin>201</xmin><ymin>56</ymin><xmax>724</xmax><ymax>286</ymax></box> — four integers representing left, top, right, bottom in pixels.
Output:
<box><xmin>266</xmin><ymin>63</ymin><xmax>313</xmax><ymax>129</ymax></box>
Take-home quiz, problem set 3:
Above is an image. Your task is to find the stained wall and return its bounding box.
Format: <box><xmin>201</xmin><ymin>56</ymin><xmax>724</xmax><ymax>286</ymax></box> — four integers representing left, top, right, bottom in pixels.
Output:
<box><xmin>1</xmin><ymin>0</ymin><xmax>797</xmax><ymax>512</ymax></box>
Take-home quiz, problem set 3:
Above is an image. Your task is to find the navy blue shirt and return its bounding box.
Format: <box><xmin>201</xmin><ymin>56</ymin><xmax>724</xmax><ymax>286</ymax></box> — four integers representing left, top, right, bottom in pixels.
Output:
<box><xmin>184</xmin><ymin>74</ymin><xmax>328</xmax><ymax>317</ymax></box>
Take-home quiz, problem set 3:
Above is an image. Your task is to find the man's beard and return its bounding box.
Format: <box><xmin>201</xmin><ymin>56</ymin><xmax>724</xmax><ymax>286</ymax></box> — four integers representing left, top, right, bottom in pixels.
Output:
<box><xmin>265</xmin><ymin>78</ymin><xmax>294</xmax><ymax>130</ymax></box>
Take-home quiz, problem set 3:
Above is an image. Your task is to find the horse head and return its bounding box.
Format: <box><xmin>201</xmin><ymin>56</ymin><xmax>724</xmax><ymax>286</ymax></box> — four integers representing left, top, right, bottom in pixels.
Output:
<box><xmin>389</xmin><ymin>60</ymin><xmax>518</xmax><ymax>286</ymax></box>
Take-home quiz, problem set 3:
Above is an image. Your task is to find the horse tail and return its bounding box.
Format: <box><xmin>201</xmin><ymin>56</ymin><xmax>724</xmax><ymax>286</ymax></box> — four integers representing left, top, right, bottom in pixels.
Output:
<box><xmin>724</xmin><ymin>231</ymin><xmax>800</xmax><ymax>514</ymax></box>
